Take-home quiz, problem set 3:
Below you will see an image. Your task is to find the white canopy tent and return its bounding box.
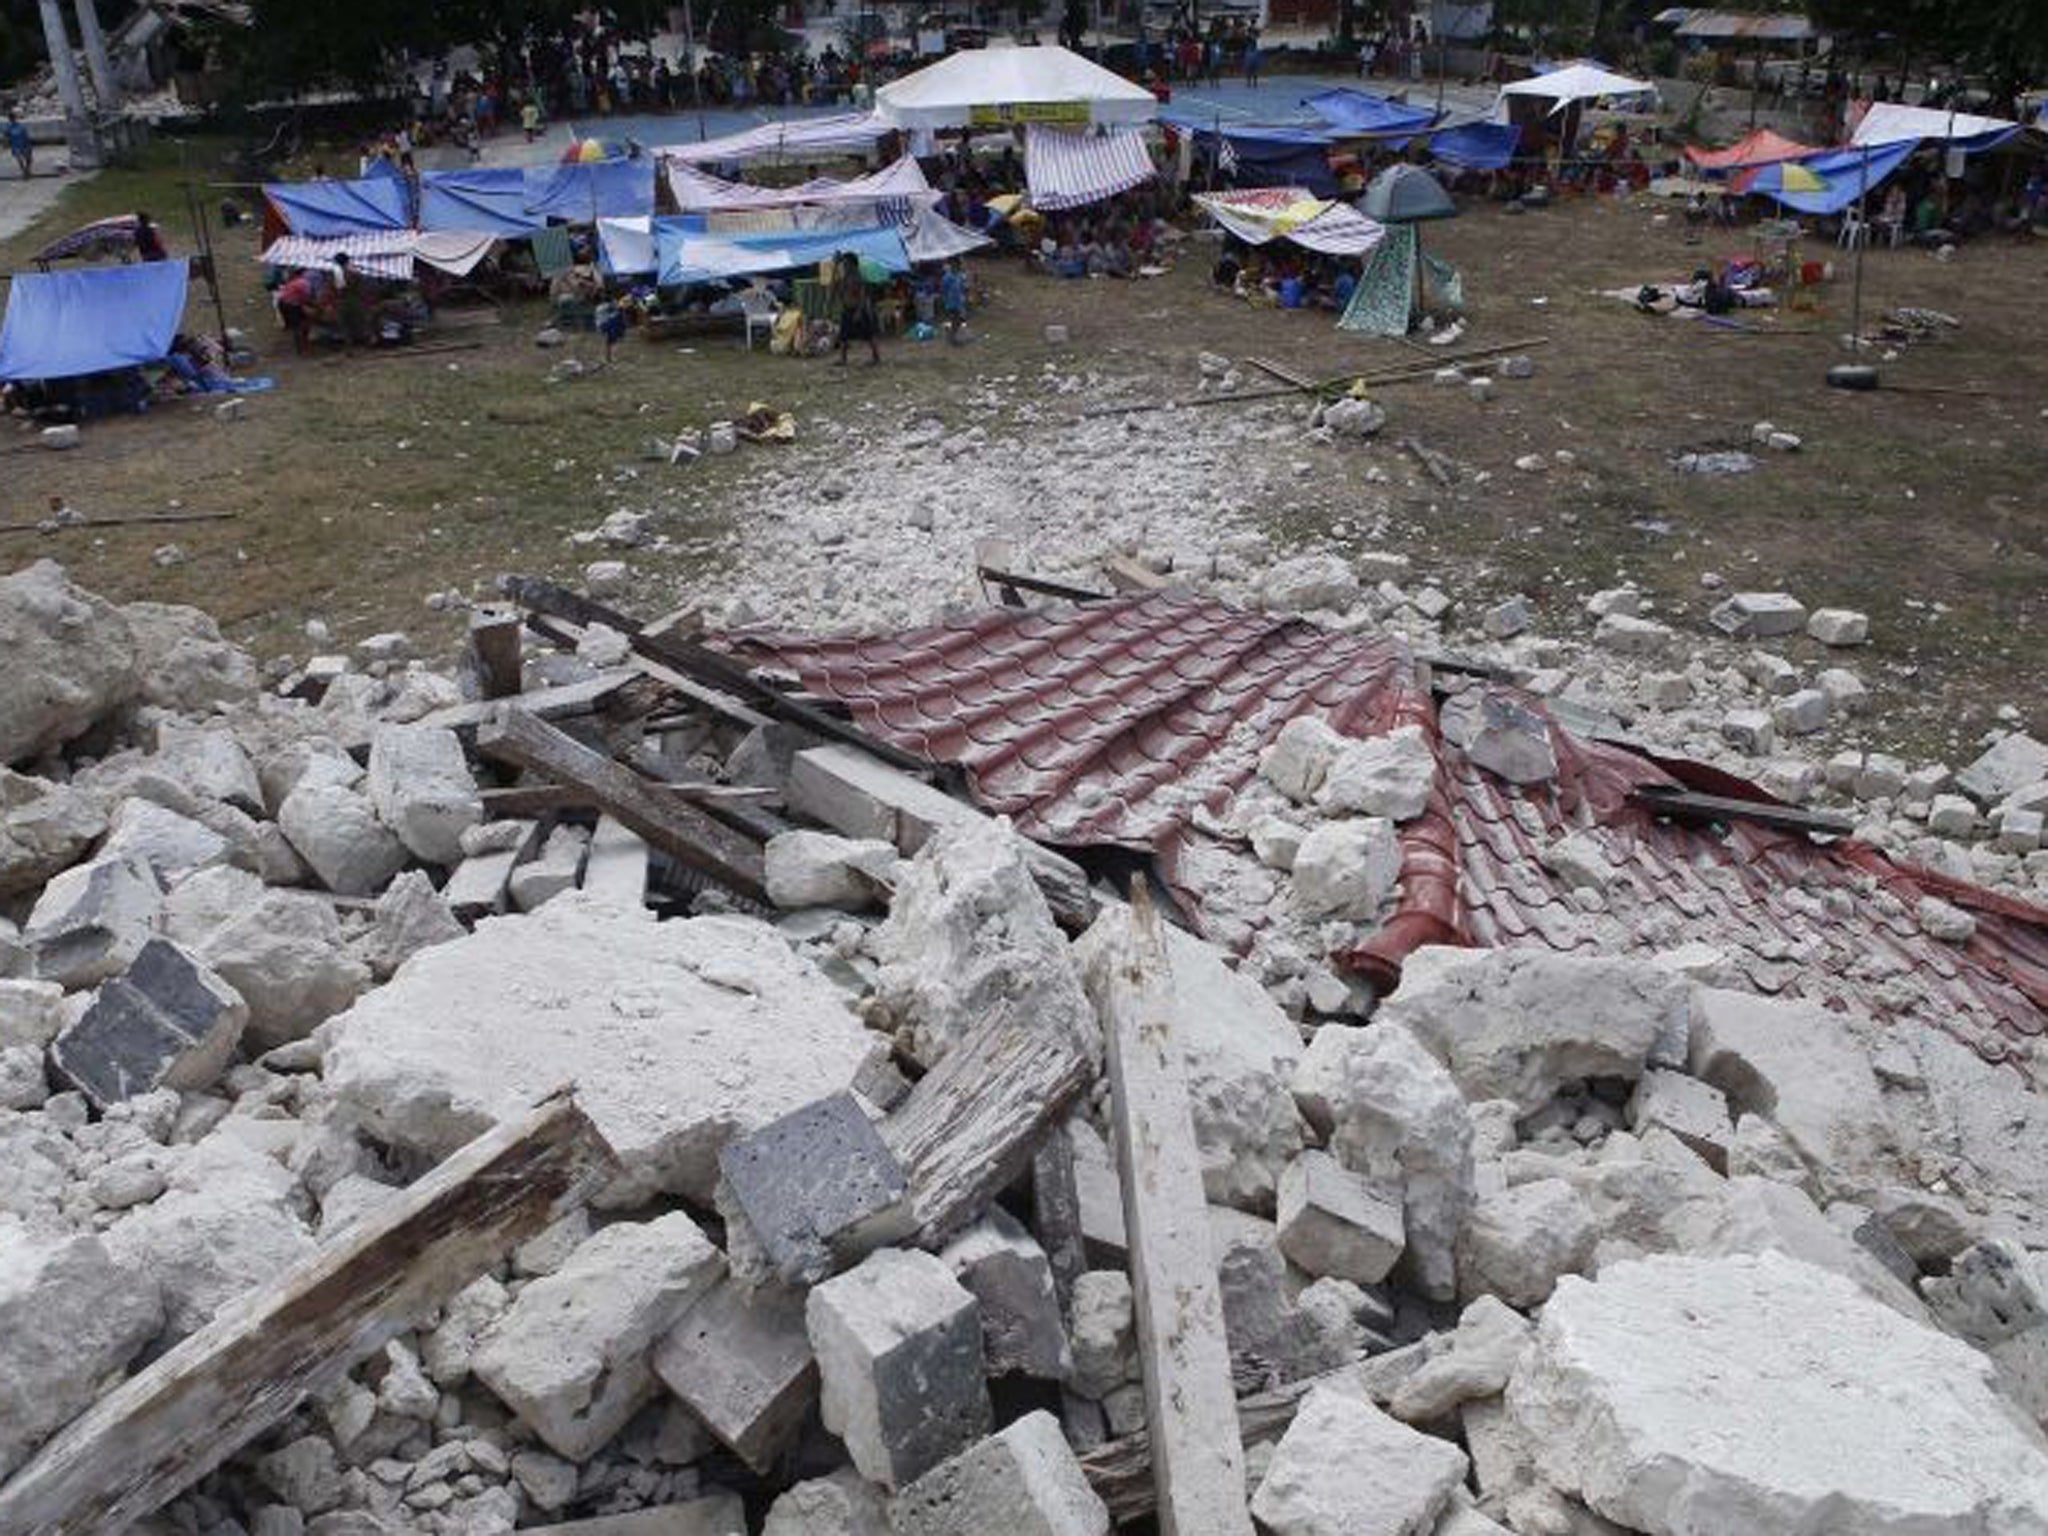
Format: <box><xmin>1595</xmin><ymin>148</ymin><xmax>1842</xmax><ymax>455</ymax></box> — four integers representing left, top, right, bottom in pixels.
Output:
<box><xmin>1851</xmin><ymin>102</ymin><xmax>2023</xmax><ymax>147</ymax></box>
<box><xmin>1498</xmin><ymin>63</ymin><xmax>1657</xmax><ymax>115</ymax></box>
<box><xmin>875</xmin><ymin>44</ymin><xmax>1158</xmax><ymax>131</ymax></box>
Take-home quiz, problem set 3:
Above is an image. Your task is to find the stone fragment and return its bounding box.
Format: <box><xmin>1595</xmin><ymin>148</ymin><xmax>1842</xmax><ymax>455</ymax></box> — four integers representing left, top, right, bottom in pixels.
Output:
<box><xmin>1720</xmin><ymin>709</ymin><xmax>1775</xmax><ymax>756</ymax></box>
<box><xmin>1251</xmin><ymin>1385</ymin><xmax>1468</xmax><ymax>1536</ymax></box>
<box><xmin>1316</xmin><ymin>725</ymin><xmax>1436</xmax><ymax>821</ymax></box>
<box><xmin>362</xmin><ymin>870</ymin><xmax>464</xmax><ymax>980</ymax></box>
<box><xmin>324</xmin><ymin>896</ymin><xmax>888</xmax><ymax>1202</ymax></box>
<box><xmin>1277</xmin><ymin>1149</ymin><xmax>1404</xmax><ymax>1285</ymax></box>
<box><xmin>654</xmin><ymin>1275</ymin><xmax>818</xmax><ymax>1472</ymax></box>
<box><xmin>1293</xmin><ymin>1022</ymin><xmax>1473</xmax><ymax>1301</ymax></box>
<box><xmin>51</xmin><ymin>939</ymin><xmax>246</xmax><ymax>1108</ymax></box>
<box><xmin>510</xmin><ymin>822</ymin><xmax>588</xmax><ymax>911</ymax></box>
<box><xmin>123</xmin><ymin>601</ymin><xmax>260</xmax><ymax>712</ymax></box>
<box><xmin>940</xmin><ymin>1208</ymin><xmax>1070</xmax><ymax>1380</ymax></box>
<box><xmin>1923</xmin><ymin>1240</ymin><xmax>2048</xmax><ymax>1428</ymax></box>
<box><xmin>807</xmin><ymin>1247</ymin><xmax>990</xmax><ymax>1489</ymax></box>
<box><xmin>472</xmin><ymin>1213</ymin><xmax>726</xmax><ymax>1462</ymax></box>
<box><xmin>1292</xmin><ymin>817</ymin><xmax>1402</xmax><ymax>920</ymax></box>
<box><xmin>1067</xmin><ymin>1269</ymin><xmax>1136</xmax><ymax>1401</ymax></box>
<box><xmin>1770</xmin><ymin>688</ymin><xmax>1830</xmax><ymax>737</ymax></box>
<box><xmin>894</xmin><ymin>1409</ymin><xmax>1110</xmax><ymax>1536</ymax></box>
<box><xmin>1381</xmin><ymin>947</ymin><xmax>1686</xmax><ymax>1115</ymax></box>
<box><xmin>1918</xmin><ymin>895</ymin><xmax>1977</xmax><ymax>944</ymax></box>
<box><xmin>24</xmin><ymin>853</ymin><xmax>162</xmax><ymax>990</ymax></box>
<box><xmin>0</xmin><ymin>561</ymin><xmax>138</xmax><ymax>766</ymax></box>
<box><xmin>1709</xmin><ymin>591</ymin><xmax>1808</xmax><ymax>639</ymax></box>
<box><xmin>718</xmin><ymin>1092</ymin><xmax>912</xmax><ymax>1286</ymax></box>
<box><xmin>279</xmin><ymin>782</ymin><xmax>409</xmax><ymax>897</ymax></box>
<box><xmin>97</xmin><ymin>797</ymin><xmax>231</xmax><ymax>886</ymax></box>
<box><xmin>1806</xmin><ymin>608</ymin><xmax>1868</xmax><ymax>646</ymax></box>
<box><xmin>366</xmin><ymin>724</ymin><xmax>482</xmax><ymax>866</ymax></box>
<box><xmin>0</xmin><ymin>977</ymin><xmax>68</xmax><ymax>1052</ymax></box>
<box><xmin>1457</xmin><ymin>1177</ymin><xmax>1597</xmax><ymax>1309</ymax></box>
<box><xmin>764</xmin><ymin>830</ymin><xmax>897</xmax><ymax>911</ymax></box>
<box><xmin>421</xmin><ymin>1273</ymin><xmax>510</xmax><ymax>1385</ymax></box>
<box><xmin>0</xmin><ymin>1226</ymin><xmax>163</xmax><ymax>1481</ymax></box>
<box><xmin>1626</xmin><ymin>1069</ymin><xmax>1733</xmax><ymax>1171</ymax></box>
<box><xmin>868</xmin><ymin>820</ymin><xmax>1095</xmax><ymax>1069</ymax></box>
<box><xmin>521</xmin><ymin>1497</ymin><xmax>747</xmax><ymax>1535</ymax></box>
<box><xmin>162</xmin><ymin>866</ymin><xmax>367</xmax><ymax>1050</ymax></box>
<box><xmin>1928</xmin><ymin>793</ymin><xmax>1980</xmax><ymax>837</ymax></box>
<box><xmin>1481</xmin><ymin>596</ymin><xmax>1532</xmax><ymax>639</ymax></box>
<box><xmin>1592</xmin><ymin>614</ymin><xmax>1671</xmax><ymax>655</ymax></box>
<box><xmin>763</xmin><ymin>1469</ymin><xmax>893</xmax><ymax>1536</ymax></box>
<box><xmin>0</xmin><ymin>769</ymin><xmax>106</xmax><ymax>899</ymax></box>
<box><xmin>1259</xmin><ymin>714</ymin><xmax>1349</xmax><ymax>804</ymax></box>
<box><xmin>1262</xmin><ymin>555</ymin><xmax>1360</xmax><ymax>614</ymax></box>
<box><xmin>1508</xmin><ymin>1252</ymin><xmax>2048</xmax><ymax>1534</ymax></box>
<box><xmin>1389</xmin><ymin>1294</ymin><xmax>1531</xmax><ymax>1424</ymax></box>
<box><xmin>1959</xmin><ymin>733</ymin><xmax>2048</xmax><ymax>806</ymax></box>
<box><xmin>259</xmin><ymin>1435</ymin><xmax>343</xmax><ymax>1515</ymax></box>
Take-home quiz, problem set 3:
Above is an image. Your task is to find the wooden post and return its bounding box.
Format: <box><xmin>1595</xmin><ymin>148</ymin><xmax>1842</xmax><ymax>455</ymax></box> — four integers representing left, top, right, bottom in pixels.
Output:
<box><xmin>464</xmin><ymin>609</ymin><xmax>525</xmax><ymax>700</ymax></box>
<box><xmin>1091</xmin><ymin>887</ymin><xmax>1254</xmax><ymax>1536</ymax></box>
<box><xmin>476</xmin><ymin>708</ymin><xmax>767</xmax><ymax>902</ymax></box>
<box><xmin>0</xmin><ymin>1094</ymin><xmax>617</xmax><ymax>1535</ymax></box>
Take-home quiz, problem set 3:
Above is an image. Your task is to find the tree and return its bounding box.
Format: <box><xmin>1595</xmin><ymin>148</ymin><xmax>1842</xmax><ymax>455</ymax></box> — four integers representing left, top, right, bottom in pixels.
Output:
<box><xmin>1807</xmin><ymin>0</ymin><xmax>2048</xmax><ymax>100</ymax></box>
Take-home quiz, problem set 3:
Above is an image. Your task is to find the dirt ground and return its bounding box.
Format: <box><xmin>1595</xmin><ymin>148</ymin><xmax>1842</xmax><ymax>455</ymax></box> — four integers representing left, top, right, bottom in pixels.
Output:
<box><xmin>3</xmin><ymin>140</ymin><xmax>2045</xmax><ymax>765</ymax></box>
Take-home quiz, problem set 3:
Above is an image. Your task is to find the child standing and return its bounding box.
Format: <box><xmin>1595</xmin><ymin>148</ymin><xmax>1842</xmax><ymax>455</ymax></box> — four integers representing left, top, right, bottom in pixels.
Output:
<box><xmin>939</xmin><ymin>259</ymin><xmax>968</xmax><ymax>345</ymax></box>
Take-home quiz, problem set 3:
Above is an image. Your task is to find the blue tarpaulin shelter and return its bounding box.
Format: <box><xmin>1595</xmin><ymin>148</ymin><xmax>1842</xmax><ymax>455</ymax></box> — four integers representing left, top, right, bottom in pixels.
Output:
<box><xmin>0</xmin><ymin>260</ymin><xmax>190</xmax><ymax>381</ymax></box>
<box><xmin>1162</xmin><ymin>111</ymin><xmax>1341</xmax><ymax>196</ymax></box>
<box><xmin>1302</xmin><ymin>88</ymin><xmax>1439</xmax><ymax>138</ymax></box>
<box><xmin>1426</xmin><ymin>121</ymin><xmax>1522</xmax><ymax>170</ymax></box>
<box><xmin>654</xmin><ymin>221</ymin><xmax>908</xmax><ymax>286</ymax></box>
<box><xmin>1753</xmin><ymin>140</ymin><xmax>1916</xmax><ymax>215</ymax></box>
<box><xmin>526</xmin><ymin>160</ymin><xmax>657</xmax><ymax>222</ymax></box>
<box><xmin>418</xmin><ymin>169</ymin><xmax>547</xmax><ymax>235</ymax></box>
<box><xmin>264</xmin><ymin>177</ymin><xmax>411</xmax><ymax>236</ymax></box>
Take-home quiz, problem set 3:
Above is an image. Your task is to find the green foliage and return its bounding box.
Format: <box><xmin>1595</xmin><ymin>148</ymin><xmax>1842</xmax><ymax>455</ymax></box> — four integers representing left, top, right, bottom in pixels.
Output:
<box><xmin>1808</xmin><ymin>0</ymin><xmax>2048</xmax><ymax>96</ymax></box>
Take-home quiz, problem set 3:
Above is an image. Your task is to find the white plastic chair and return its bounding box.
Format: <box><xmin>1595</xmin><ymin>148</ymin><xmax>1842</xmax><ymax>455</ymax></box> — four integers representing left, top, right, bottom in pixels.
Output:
<box><xmin>1838</xmin><ymin>208</ymin><xmax>1870</xmax><ymax>250</ymax></box>
<box><xmin>738</xmin><ymin>283</ymin><xmax>781</xmax><ymax>350</ymax></box>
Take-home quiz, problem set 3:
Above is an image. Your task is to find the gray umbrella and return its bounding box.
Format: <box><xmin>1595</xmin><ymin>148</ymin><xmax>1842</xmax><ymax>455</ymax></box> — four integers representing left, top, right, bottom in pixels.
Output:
<box><xmin>1361</xmin><ymin>164</ymin><xmax>1457</xmax><ymax>224</ymax></box>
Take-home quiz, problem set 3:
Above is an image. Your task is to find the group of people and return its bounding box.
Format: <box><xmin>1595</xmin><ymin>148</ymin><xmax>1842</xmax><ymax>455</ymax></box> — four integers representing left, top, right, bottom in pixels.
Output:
<box><xmin>1211</xmin><ymin>243</ymin><xmax>1361</xmax><ymax>312</ymax></box>
<box><xmin>1132</xmin><ymin>23</ymin><xmax>1267</xmax><ymax>90</ymax></box>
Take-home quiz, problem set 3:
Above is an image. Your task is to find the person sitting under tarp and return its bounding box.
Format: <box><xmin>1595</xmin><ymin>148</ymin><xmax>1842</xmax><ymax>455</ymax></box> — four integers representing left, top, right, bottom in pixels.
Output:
<box><xmin>159</xmin><ymin>333</ymin><xmax>233</xmax><ymax>395</ymax></box>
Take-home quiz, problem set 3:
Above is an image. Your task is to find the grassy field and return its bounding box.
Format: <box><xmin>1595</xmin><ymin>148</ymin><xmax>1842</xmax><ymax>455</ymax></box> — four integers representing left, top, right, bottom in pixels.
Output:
<box><xmin>4</xmin><ymin>136</ymin><xmax>2045</xmax><ymax>764</ymax></box>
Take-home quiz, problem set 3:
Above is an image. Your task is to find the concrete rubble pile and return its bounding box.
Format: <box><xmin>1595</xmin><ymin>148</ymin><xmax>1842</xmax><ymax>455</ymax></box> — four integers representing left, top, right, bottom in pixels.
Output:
<box><xmin>2</xmin><ymin>553</ymin><xmax>2048</xmax><ymax>1536</ymax></box>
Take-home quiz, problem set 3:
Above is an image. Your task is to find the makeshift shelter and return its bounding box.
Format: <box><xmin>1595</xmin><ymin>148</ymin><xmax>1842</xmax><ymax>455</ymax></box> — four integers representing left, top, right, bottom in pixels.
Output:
<box><xmin>1023</xmin><ymin>124</ymin><xmax>1156</xmax><ymax>210</ymax></box>
<box><xmin>1497</xmin><ymin>62</ymin><xmax>1657</xmax><ymax>113</ymax></box>
<box><xmin>874</xmin><ymin>44</ymin><xmax>1157</xmax><ymax>130</ymax></box>
<box><xmin>654</xmin><ymin>222</ymin><xmax>911</xmax><ymax>287</ymax></box>
<box><xmin>1361</xmin><ymin>163</ymin><xmax>1454</xmax><ymax>223</ymax></box>
<box><xmin>664</xmin><ymin>156</ymin><xmax>935</xmax><ymax>216</ymax></box>
<box><xmin>1164</xmin><ymin>111</ymin><xmax>1341</xmax><ymax>196</ymax></box>
<box><xmin>1851</xmin><ymin>102</ymin><xmax>2022</xmax><ymax>153</ymax></box>
<box><xmin>903</xmin><ymin>204</ymin><xmax>993</xmax><ymax>262</ymax></box>
<box><xmin>596</xmin><ymin>216</ymin><xmax>660</xmax><ymax>278</ymax></box>
<box><xmin>1301</xmin><ymin>88</ymin><xmax>1439</xmax><ymax>140</ymax></box>
<box><xmin>1342</xmin><ymin>167</ymin><xmax>1460</xmax><ymax>337</ymax></box>
<box><xmin>1193</xmin><ymin>188</ymin><xmax>1385</xmax><ymax>256</ymax></box>
<box><xmin>264</xmin><ymin>177</ymin><xmax>411</xmax><ymax>237</ymax></box>
<box><xmin>1735</xmin><ymin>139</ymin><xmax>1916</xmax><ymax>215</ymax></box>
<box><xmin>656</xmin><ymin>113</ymin><xmax>895</xmax><ymax>167</ymax></box>
<box><xmin>1685</xmin><ymin>128</ymin><xmax>1818</xmax><ymax>171</ymax></box>
<box><xmin>525</xmin><ymin>159</ymin><xmax>657</xmax><ymax>222</ymax></box>
<box><xmin>31</xmin><ymin>216</ymin><xmax>143</xmax><ymax>269</ymax></box>
<box><xmin>1425</xmin><ymin>121</ymin><xmax>1521</xmax><ymax>171</ymax></box>
<box><xmin>0</xmin><ymin>260</ymin><xmax>189</xmax><ymax>382</ymax></box>
<box><xmin>417</xmin><ymin>169</ymin><xmax>547</xmax><ymax>237</ymax></box>
<box><xmin>257</xmin><ymin>232</ymin><xmax>497</xmax><ymax>281</ymax></box>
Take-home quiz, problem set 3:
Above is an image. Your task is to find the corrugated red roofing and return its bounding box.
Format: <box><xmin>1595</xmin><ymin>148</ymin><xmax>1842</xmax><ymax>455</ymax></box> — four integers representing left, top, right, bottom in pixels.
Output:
<box><xmin>730</xmin><ymin>593</ymin><xmax>2048</xmax><ymax>1064</ymax></box>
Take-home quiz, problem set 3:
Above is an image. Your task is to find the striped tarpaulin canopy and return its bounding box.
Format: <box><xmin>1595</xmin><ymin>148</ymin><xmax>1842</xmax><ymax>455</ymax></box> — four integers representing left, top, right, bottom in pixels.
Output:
<box><xmin>1024</xmin><ymin>123</ymin><xmax>1156</xmax><ymax>211</ymax></box>
<box><xmin>258</xmin><ymin>232</ymin><xmax>498</xmax><ymax>281</ymax></box>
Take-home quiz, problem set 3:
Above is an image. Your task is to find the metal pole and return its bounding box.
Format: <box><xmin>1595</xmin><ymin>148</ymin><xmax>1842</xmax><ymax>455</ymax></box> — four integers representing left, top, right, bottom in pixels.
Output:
<box><xmin>1849</xmin><ymin>143</ymin><xmax>1869</xmax><ymax>352</ymax></box>
<box><xmin>72</xmin><ymin>0</ymin><xmax>119</xmax><ymax>108</ymax></box>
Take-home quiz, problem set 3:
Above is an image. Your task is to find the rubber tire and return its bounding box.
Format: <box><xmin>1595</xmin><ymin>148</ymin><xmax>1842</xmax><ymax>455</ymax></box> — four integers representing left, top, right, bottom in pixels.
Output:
<box><xmin>1826</xmin><ymin>364</ymin><xmax>1880</xmax><ymax>391</ymax></box>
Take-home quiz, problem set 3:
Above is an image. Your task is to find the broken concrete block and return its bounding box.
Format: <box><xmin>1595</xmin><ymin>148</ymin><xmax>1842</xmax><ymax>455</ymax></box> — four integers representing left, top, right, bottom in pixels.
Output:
<box><xmin>1626</xmin><ymin>1069</ymin><xmax>1733</xmax><ymax>1172</ymax></box>
<box><xmin>1316</xmin><ymin>725</ymin><xmax>1436</xmax><ymax>821</ymax></box>
<box><xmin>1480</xmin><ymin>596</ymin><xmax>1532</xmax><ymax>639</ymax></box>
<box><xmin>581</xmin><ymin>815</ymin><xmax>650</xmax><ymax>908</ymax></box>
<box><xmin>362</xmin><ymin>869</ymin><xmax>464</xmax><ymax>980</ymax></box>
<box><xmin>1508</xmin><ymin>1252</ymin><xmax>2048</xmax><ymax>1534</ymax></box>
<box><xmin>893</xmin><ymin>1409</ymin><xmax>1110</xmax><ymax>1536</ymax></box>
<box><xmin>1592</xmin><ymin>614</ymin><xmax>1672</xmax><ymax>656</ymax></box>
<box><xmin>1770</xmin><ymin>687</ymin><xmax>1830</xmax><ymax>737</ymax></box>
<box><xmin>1457</xmin><ymin>1176</ymin><xmax>1597</xmax><ymax>1309</ymax></box>
<box><xmin>1261</xmin><ymin>555</ymin><xmax>1360</xmax><ymax>614</ymax></box>
<box><xmin>24</xmin><ymin>853</ymin><xmax>162</xmax><ymax>990</ymax></box>
<box><xmin>1277</xmin><ymin>1149</ymin><xmax>1405</xmax><ymax>1285</ymax></box>
<box><xmin>1259</xmin><ymin>715</ymin><xmax>1349</xmax><ymax>804</ymax></box>
<box><xmin>163</xmin><ymin>866</ymin><xmax>368</xmax><ymax>1051</ymax></box>
<box><xmin>1293</xmin><ymin>1021</ymin><xmax>1473</xmax><ymax>1301</ymax></box>
<box><xmin>764</xmin><ymin>830</ymin><xmax>897</xmax><ymax>911</ymax></box>
<box><xmin>718</xmin><ymin>1091</ymin><xmax>913</xmax><ymax>1286</ymax></box>
<box><xmin>0</xmin><ymin>977</ymin><xmax>68</xmax><ymax>1052</ymax></box>
<box><xmin>807</xmin><ymin>1247</ymin><xmax>990</xmax><ymax>1489</ymax></box>
<box><xmin>1816</xmin><ymin>667</ymin><xmax>1868</xmax><ymax>714</ymax></box>
<box><xmin>1292</xmin><ymin>817</ymin><xmax>1402</xmax><ymax>920</ymax></box>
<box><xmin>1720</xmin><ymin>708</ymin><xmax>1776</xmax><ymax>756</ymax></box>
<box><xmin>367</xmin><ymin>724</ymin><xmax>483</xmax><ymax>865</ymax></box>
<box><xmin>868</xmin><ymin>819</ymin><xmax>1095</xmax><ymax>1069</ymax></box>
<box><xmin>940</xmin><ymin>1208</ymin><xmax>1070</xmax><ymax>1380</ymax></box>
<box><xmin>1709</xmin><ymin>591</ymin><xmax>1808</xmax><ymax>639</ymax></box>
<box><xmin>654</xmin><ymin>1275</ymin><xmax>817</xmax><ymax>1473</ymax></box>
<box><xmin>510</xmin><ymin>822</ymin><xmax>588</xmax><ymax>912</ymax></box>
<box><xmin>1381</xmin><ymin>947</ymin><xmax>1686</xmax><ymax>1116</ymax></box>
<box><xmin>1923</xmin><ymin>1240</ymin><xmax>2048</xmax><ymax>1428</ymax></box>
<box><xmin>1252</xmin><ymin>1384</ymin><xmax>1468</xmax><ymax>1536</ymax></box>
<box><xmin>1067</xmin><ymin>1269</ymin><xmax>1136</xmax><ymax>1401</ymax></box>
<box><xmin>473</xmin><ymin>1212</ymin><xmax>726</xmax><ymax>1462</ymax></box>
<box><xmin>1927</xmin><ymin>793</ymin><xmax>1980</xmax><ymax>837</ymax></box>
<box><xmin>0</xmin><ymin>560</ymin><xmax>138</xmax><ymax>767</ymax></box>
<box><xmin>443</xmin><ymin>819</ymin><xmax>541</xmax><ymax>921</ymax></box>
<box><xmin>1959</xmin><ymin>733</ymin><xmax>2048</xmax><ymax>807</ymax></box>
<box><xmin>1212</xmin><ymin>1207</ymin><xmax>1354</xmax><ymax>1388</ymax></box>
<box><xmin>763</xmin><ymin>1470</ymin><xmax>892</xmax><ymax>1536</ymax></box>
<box><xmin>0</xmin><ymin>1226</ymin><xmax>163</xmax><ymax>1480</ymax></box>
<box><xmin>50</xmin><ymin>939</ymin><xmax>247</xmax><ymax>1108</ymax></box>
<box><xmin>1806</xmin><ymin>608</ymin><xmax>1869</xmax><ymax>646</ymax></box>
<box><xmin>1389</xmin><ymin>1294</ymin><xmax>1531</xmax><ymax>1424</ymax></box>
<box><xmin>323</xmin><ymin>895</ymin><xmax>889</xmax><ymax>1203</ymax></box>
<box><xmin>278</xmin><ymin>781</ymin><xmax>409</xmax><ymax>897</ymax></box>
<box><xmin>0</xmin><ymin>769</ymin><xmax>106</xmax><ymax>899</ymax></box>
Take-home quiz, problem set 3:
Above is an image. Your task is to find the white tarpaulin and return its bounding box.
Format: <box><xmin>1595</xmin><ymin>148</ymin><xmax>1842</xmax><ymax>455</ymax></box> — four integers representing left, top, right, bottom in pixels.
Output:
<box><xmin>1024</xmin><ymin>123</ymin><xmax>1156</xmax><ymax>210</ymax></box>
<box><xmin>260</xmin><ymin>231</ymin><xmax>496</xmax><ymax>280</ymax></box>
<box><xmin>655</xmin><ymin>113</ymin><xmax>895</xmax><ymax>166</ymax></box>
<box><xmin>666</xmin><ymin>155</ymin><xmax>938</xmax><ymax>213</ymax></box>
<box><xmin>1851</xmin><ymin>101</ymin><xmax>2022</xmax><ymax>147</ymax></box>
<box><xmin>1193</xmin><ymin>188</ymin><xmax>1386</xmax><ymax>257</ymax></box>
<box><xmin>903</xmin><ymin>204</ymin><xmax>994</xmax><ymax>262</ymax></box>
<box><xmin>598</xmin><ymin>216</ymin><xmax>655</xmax><ymax>276</ymax></box>
<box><xmin>1498</xmin><ymin>63</ymin><xmax>1657</xmax><ymax>115</ymax></box>
<box><xmin>876</xmin><ymin>44</ymin><xmax>1158</xmax><ymax>130</ymax></box>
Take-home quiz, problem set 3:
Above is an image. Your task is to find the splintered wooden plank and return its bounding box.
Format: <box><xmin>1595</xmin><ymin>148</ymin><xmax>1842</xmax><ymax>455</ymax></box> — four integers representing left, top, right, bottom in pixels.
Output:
<box><xmin>1031</xmin><ymin>1120</ymin><xmax>1090</xmax><ymax>1317</ymax></box>
<box><xmin>464</xmin><ymin>610</ymin><xmax>525</xmax><ymax>700</ymax></box>
<box><xmin>476</xmin><ymin>708</ymin><xmax>766</xmax><ymax>903</ymax></box>
<box><xmin>1091</xmin><ymin>888</ymin><xmax>1254</xmax><ymax>1536</ymax></box>
<box><xmin>0</xmin><ymin>1094</ymin><xmax>617</xmax><ymax>1536</ymax></box>
<box><xmin>881</xmin><ymin>1006</ymin><xmax>1094</xmax><ymax>1251</ymax></box>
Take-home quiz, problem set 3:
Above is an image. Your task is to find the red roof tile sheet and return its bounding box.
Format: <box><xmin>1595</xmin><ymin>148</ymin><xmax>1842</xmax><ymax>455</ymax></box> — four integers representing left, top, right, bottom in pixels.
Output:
<box><xmin>730</xmin><ymin>593</ymin><xmax>2048</xmax><ymax>1064</ymax></box>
